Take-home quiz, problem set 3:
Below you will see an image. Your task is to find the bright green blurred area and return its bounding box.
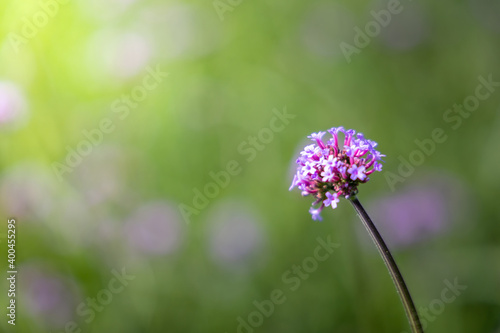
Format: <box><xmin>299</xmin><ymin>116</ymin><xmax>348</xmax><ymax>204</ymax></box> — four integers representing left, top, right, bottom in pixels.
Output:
<box><xmin>0</xmin><ymin>0</ymin><xmax>499</xmax><ymax>332</ymax></box>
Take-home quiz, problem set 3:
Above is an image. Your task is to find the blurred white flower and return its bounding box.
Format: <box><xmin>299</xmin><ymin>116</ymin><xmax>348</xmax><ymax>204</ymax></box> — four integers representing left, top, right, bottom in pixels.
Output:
<box><xmin>0</xmin><ymin>163</ymin><xmax>57</xmax><ymax>221</ymax></box>
<box><xmin>50</xmin><ymin>193</ymin><xmax>93</xmax><ymax>247</ymax></box>
<box><xmin>71</xmin><ymin>145</ymin><xmax>126</xmax><ymax>206</ymax></box>
<box><xmin>77</xmin><ymin>0</ymin><xmax>138</xmax><ymax>21</ymax></box>
<box><xmin>136</xmin><ymin>4</ymin><xmax>223</xmax><ymax>60</ymax></box>
<box><xmin>86</xmin><ymin>31</ymin><xmax>153</xmax><ymax>80</ymax></box>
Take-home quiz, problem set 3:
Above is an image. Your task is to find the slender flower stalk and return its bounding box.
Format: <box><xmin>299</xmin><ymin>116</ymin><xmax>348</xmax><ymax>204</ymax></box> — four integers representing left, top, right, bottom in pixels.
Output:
<box><xmin>349</xmin><ymin>196</ymin><xmax>423</xmax><ymax>333</ymax></box>
<box><xmin>289</xmin><ymin>127</ymin><xmax>423</xmax><ymax>332</ymax></box>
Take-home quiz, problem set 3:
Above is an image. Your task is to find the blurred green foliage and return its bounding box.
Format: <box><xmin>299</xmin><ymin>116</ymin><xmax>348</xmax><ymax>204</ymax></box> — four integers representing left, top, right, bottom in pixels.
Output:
<box><xmin>0</xmin><ymin>0</ymin><xmax>499</xmax><ymax>332</ymax></box>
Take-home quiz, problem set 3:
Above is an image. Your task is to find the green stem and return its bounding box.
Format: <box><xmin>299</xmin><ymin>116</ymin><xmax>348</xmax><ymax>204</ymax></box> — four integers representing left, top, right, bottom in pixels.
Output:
<box><xmin>349</xmin><ymin>196</ymin><xmax>423</xmax><ymax>333</ymax></box>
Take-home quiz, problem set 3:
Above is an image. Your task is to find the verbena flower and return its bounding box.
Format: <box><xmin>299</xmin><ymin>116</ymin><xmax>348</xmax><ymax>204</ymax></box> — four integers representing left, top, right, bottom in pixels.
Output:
<box><xmin>289</xmin><ymin>128</ymin><xmax>424</xmax><ymax>332</ymax></box>
<box><xmin>290</xmin><ymin>127</ymin><xmax>385</xmax><ymax>220</ymax></box>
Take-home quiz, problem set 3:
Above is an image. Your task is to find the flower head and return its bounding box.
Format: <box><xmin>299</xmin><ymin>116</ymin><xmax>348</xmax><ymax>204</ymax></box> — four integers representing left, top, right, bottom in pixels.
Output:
<box><xmin>290</xmin><ymin>127</ymin><xmax>385</xmax><ymax>220</ymax></box>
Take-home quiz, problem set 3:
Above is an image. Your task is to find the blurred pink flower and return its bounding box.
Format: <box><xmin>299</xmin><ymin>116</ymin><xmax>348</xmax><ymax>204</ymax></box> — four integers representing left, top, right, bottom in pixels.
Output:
<box><xmin>206</xmin><ymin>201</ymin><xmax>266</xmax><ymax>268</ymax></box>
<box><xmin>111</xmin><ymin>33</ymin><xmax>153</xmax><ymax>79</ymax></box>
<box><xmin>470</xmin><ymin>0</ymin><xmax>500</xmax><ymax>33</ymax></box>
<box><xmin>19</xmin><ymin>263</ymin><xmax>80</xmax><ymax>327</ymax></box>
<box><xmin>359</xmin><ymin>172</ymin><xmax>468</xmax><ymax>248</ymax></box>
<box><xmin>378</xmin><ymin>2</ymin><xmax>429</xmax><ymax>51</ymax></box>
<box><xmin>124</xmin><ymin>201</ymin><xmax>184</xmax><ymax>255</ymax></box>
<box><xmin>0</xmin><ymin>81</ymin><xmax>28</xmax><ymax>129</ymax></box>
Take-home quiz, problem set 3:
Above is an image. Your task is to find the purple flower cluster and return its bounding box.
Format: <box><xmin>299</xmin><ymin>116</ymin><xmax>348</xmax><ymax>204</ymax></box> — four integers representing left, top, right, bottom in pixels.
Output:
<box><xmin>290</xmin><ymin>127</ymin><xmax>384</xmax><ymax>220</ymax></box>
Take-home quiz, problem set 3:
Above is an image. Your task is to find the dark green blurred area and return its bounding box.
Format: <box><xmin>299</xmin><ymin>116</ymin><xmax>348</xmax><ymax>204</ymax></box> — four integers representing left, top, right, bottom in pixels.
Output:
<box><xmin>0</xmin><ymin>0</ymin><xmax>499</xmax><ymax>332</ymax></box>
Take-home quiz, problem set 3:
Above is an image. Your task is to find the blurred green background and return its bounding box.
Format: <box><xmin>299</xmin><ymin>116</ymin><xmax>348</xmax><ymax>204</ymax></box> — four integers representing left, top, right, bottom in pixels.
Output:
<box><xmin>0</xmin><ymin>0</ymin><xmax>499</xmax><ymax>332</ymax></box>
